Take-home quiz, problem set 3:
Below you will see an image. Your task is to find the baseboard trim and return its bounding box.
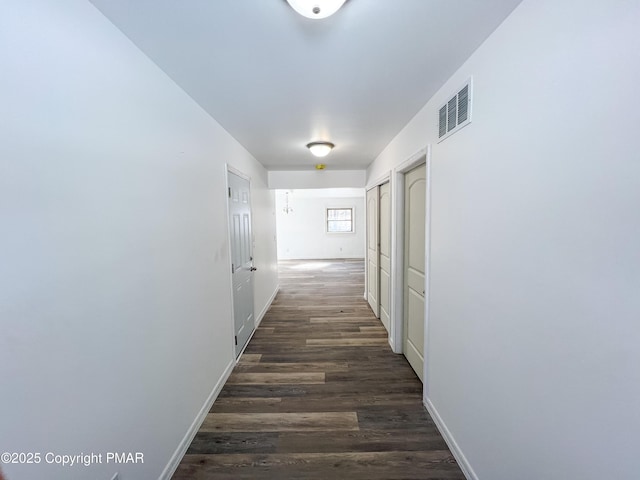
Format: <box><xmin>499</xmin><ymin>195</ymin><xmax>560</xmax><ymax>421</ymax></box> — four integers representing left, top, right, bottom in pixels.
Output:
<box><xmin>236</xmin><ymin>285</ymin><xmax>279</xmax><ymax>361</ymax></box>
<box><xmin>388</xmin><ymin>336</ymin><xmax>396</xmax><ymax>352</ymax></box>
<box><xmin>159</xmin><ymin>359</ymin><xmax>235</xmax><ymax>480</ymax></box>
<box><xmin>255</xmin><ymin>285</ymin><xmax>279</xmax><ymax>328</ymax></box>
<box><xmin>424</xmin><ymin>397</ymin><xmax>478</xmax><ymax>480</ymax></box>
<box><xmin>161</xmin><ymin>285</ymin><xmax>279</xmax><ymax>478</ymax></box>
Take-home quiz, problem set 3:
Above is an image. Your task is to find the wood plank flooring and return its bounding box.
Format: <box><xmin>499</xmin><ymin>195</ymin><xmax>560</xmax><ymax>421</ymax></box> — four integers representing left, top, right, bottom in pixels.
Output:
<box><xmin>172</xmin><ymin>259</ymin><xmax>465</xmax><ymax>480</ymax></box>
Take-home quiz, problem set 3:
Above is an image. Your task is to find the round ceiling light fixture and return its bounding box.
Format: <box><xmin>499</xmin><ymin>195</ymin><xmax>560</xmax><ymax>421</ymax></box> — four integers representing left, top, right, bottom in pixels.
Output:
<box><xmin>286</xmin><ymin>0</ymin><xmax>347</xmax><ymax>19</ymax></box>
<box><xmin>306</xmin><ymin>141</ymin><xmax>335</xmax><ymax>157</ymax></box>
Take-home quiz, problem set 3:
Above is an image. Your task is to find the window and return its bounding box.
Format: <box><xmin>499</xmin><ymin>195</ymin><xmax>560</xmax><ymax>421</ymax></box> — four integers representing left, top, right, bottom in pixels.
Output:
<box><xmin>326</xmin><ymin>207</ymin><xmax>354</xmax><ymax>233</ymax></box>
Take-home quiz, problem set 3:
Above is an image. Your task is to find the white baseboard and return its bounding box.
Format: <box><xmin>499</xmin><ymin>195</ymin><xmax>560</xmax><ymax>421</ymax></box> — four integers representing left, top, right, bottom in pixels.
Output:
<box><xmin>255</xmin><ymin>285</ymin><xmax>279</xmax><ymax>328</ymax></box>
<box><xmin>159</xmin><ymin>359</ymin><xmax>235</xmax><ymax>480</ymax></box>
<box><xmin>236</xmin><ymin>285</ymin><xmax>280</xmax><ymax>360</ymax></box>
<box><xmin>160</xmin><ymin>285</ymin><xmax>279</xmax><ymax>479</ymax></box>
<box><xmin>424</xmin><ymin>397</ymin><xmax>478</xmax><ymax>480</ymax></box>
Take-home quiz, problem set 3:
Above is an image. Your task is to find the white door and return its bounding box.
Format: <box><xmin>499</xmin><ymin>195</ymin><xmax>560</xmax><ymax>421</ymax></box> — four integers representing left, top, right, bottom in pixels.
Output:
<box><xmin>228</xmin><ymin>171</ymin><xmax>255</xmax><ymax>357</ymax></box>
<box><xmin>403</xmin><ymin>163</ymin><xmax>426</xmax><ymax>381</ymax></box>
<box><xmin>366</xmin><ymin>186</ymin><xmax>378</xmax><ymax>316</ymax></box>
<box><xmin>378</xmin><ymin>182</ymin><xmax>391</xmax><ymax>332</ymax></box>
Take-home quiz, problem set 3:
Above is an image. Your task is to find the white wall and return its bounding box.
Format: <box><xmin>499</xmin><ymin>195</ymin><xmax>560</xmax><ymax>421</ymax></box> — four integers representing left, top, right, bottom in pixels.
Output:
<box><xmin>276</xmin><ymin>189</ymin><xmax>365</xmax><ymax>260</ymax></box>
<box><xmin>268</xmin><ymin>169</ymin><xmax>366</xmax><ymax>189</ymax></box>
<box><xmin>0</xmin><ymin>1</ymin><xmax>278</xmax><ymax>479</ymax></box>
<box><xmin>367</xmin><ymin>1</ymin><xmax>640</xmax><ymax>479</ymax></box>
<box><xmin>247</xmin><ymin>179</ymin><xmax>279</xmax><ymax>324</ymax></box>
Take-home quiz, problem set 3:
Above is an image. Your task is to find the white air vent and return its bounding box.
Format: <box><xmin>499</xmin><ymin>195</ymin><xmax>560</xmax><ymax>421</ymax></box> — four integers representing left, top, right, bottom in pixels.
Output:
<box><xmin>438</xmin><ymin>77</ymin><xmax>473</xmax><ymax>142</ymax></box>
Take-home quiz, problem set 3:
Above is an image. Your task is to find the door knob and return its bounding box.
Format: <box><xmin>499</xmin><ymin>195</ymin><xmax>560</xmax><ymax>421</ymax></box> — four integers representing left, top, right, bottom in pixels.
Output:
<box><xmin>250</xmin><ymin>267</ymin><xmax>257</xmax><ymax>271</ymax></box>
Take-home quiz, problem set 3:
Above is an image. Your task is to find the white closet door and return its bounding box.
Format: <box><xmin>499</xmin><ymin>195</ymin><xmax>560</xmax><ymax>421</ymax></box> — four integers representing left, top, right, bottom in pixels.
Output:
<box><xmin>378</xmin><ymin>182</ymin><xmax>391</xmax><ymax>332</ymax></box>
<box><xmin>403</xmin><ymin>164</ymin><xmax>426</xmax><ymax>381</ymax></box>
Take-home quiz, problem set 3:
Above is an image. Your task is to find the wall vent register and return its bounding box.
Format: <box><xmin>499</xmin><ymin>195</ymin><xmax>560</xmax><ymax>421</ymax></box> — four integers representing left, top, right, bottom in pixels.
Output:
<box><xmin>438</xmin><ymin>77</ymin><xmax>473</xmax><ymax>142</ymax></box>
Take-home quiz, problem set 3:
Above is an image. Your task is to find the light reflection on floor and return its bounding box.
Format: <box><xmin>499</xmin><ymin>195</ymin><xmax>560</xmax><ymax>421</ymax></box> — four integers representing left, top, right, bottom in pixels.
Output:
<box><xmin>289</xmin><ymin>261</ymin><xmax>332</xmax><ymax>270</ymax></box>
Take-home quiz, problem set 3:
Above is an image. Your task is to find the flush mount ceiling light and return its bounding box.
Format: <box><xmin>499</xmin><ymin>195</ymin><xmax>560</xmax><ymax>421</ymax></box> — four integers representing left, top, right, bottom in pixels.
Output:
<box><xmin>286</xmin><ymin>0</ymin><xmax>347</xmax><ymax>19</ymax></box>
<box><xmin>307</xmin><ymin>141</ymin><xmax>335</xmax><ymax>157</ymax></box>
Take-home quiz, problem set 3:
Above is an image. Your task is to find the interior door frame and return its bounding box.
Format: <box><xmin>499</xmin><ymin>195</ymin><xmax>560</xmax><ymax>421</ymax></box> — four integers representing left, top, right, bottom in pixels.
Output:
<box><xmin>225</xmin><ymin>164</ymin><xmax>256</xmax><ymax>361</ymax></box>
<box><xmin>391</xmin><ymin>146</ymin><xmax>431</xmax><ymax>396</ymax></box>
<box><xmin>365</xmin><ymin>185</ymin><xmax>379</xmax><ymax>316</ymax></box>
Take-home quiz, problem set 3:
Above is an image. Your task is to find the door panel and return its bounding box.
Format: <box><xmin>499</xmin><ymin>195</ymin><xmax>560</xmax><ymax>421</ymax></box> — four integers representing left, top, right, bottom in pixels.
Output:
<box><xmin>403</xmin><ymin>164</ymin><xmax>426</xmax><ymax>381</ymax></box>
<box><xmin>378</xmin><ymin>182</ymin><xmax>391</xmax><ymax>331</ymax></box>
<box><xmin>228</xmin><ymin>171</ymin><xmax>255</xmax><ymax>357</ymax></box>
<box><xmin>366</xmin><ymin>187</ymin><xmax>378</xmax><ymax>316</ymax></box>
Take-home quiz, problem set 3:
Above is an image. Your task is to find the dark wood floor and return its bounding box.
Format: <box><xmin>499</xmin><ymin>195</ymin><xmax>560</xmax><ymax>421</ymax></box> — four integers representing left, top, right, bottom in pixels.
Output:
<box><xmin>172</xmin><ymin>259</ymin><xmax>465</xmax><ymax>480</ymax></box>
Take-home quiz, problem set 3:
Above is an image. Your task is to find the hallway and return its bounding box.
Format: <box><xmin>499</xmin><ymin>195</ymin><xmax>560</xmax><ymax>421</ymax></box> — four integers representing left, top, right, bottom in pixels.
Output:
<box><xmin>172</xmin><ymin>259</ymin><xmax>465</xmax><ymax>479</ymax></box>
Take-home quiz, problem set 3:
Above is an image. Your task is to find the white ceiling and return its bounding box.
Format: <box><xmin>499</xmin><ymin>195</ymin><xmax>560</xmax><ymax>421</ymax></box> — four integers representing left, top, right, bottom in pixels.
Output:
<box><xmin>88</xmin><ymin>0</ymin><xmax>522</xmax><ymax>171</ymax></box>
<box><xmin>283</xmin><ymin>188</ymin><xmax>365</xmax><ymax>198</ymax></box>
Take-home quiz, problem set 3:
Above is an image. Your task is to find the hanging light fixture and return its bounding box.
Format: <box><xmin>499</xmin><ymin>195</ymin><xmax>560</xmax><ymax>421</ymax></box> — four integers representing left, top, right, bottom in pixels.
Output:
<box><xmin>286</xmin><ymin>0</ymin><xmax>347</xmax><ymax>19</ymax></box>
<box><xmin>306</xmin><ymin>141</ymin><xmax>334</xmax><ymax>157</ymax></box>
<box><xmin>282</xmin><ymin>191</ymin><xmax>294</xmax><ymax>214</ymax></box>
